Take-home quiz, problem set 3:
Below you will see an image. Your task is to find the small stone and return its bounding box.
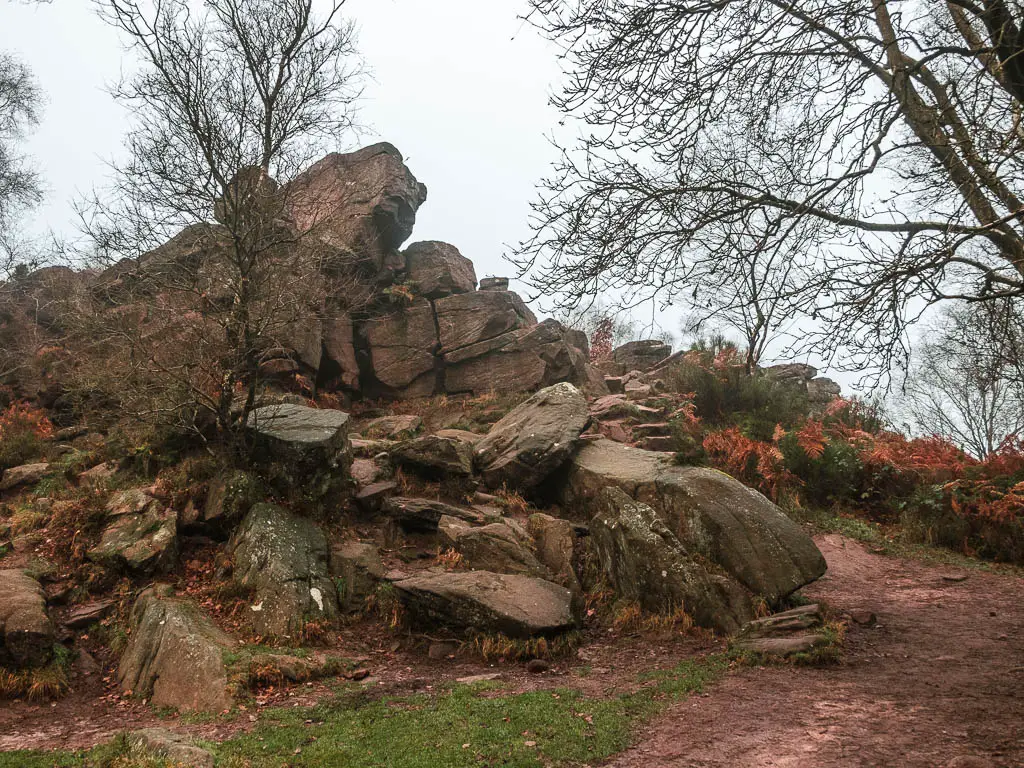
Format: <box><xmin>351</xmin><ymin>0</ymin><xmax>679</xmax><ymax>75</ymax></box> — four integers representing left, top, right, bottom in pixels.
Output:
<box><xmin>456</xmin><ymin>672</ymin><xmax>502</xmax><ymax>684</ymax></box>
<box><xmin>428</xmin><ymin>641</ymin><xmax>459</xmax><ymax>660</ymax></box>
<box><xmin>848</xmin><ymin>609</ymin><xmax>877</xmax><ymax>627</ymax></box>
<box><xmin>526</xmin><ymin>658</ymin><xmax>550</xmax><ymax>674</ymax></box>
<box><xmin>941</xmin><ymin>572</ymin><xmax>969</xmax><ymax>583</ymax></box>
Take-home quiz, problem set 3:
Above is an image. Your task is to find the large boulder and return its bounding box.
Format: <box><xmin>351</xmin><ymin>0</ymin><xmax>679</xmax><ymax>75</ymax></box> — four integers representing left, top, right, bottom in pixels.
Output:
<box><xmin>230</xmin><ymin>504</ymin><xmax>339</xmax><ymax>638</ymax></box>
<box><xmin>246</xmin><ymin>403</ymin><xmax>351</xmax><ymax>510</ymax></box>
<box><xmin>591</xmin><ymin>488</ymin><xmax>752</xmax><ymax>633</ymax></box>
<box><xmin>435</xmin><ymin>290</ymin><xmax>536</xmax><ymax>353</ymax></box>
<box><xmin>393</xmin><ymin>571</ymin><xmax>576</xmax><ymax>638</ymax></box>
<box><xmin>444</xmin><ymin>319</ymin><xmax>607</xmax><ymax>397</ymax></box>
<box><xmin>612</xmin><ymin>340</ymin><xmax>672</xmax><ymax>372</ymax></box>
<box><xmin>0</xmin><ymin>569</ymin><xmax>54</xmax><ymax>668</ymax></box>
<box><xmin>87</xmin><ymin>489</ymin><xmax>177</xmax><ymax>576</ymax></box>
<box><xmin>403</xmin><ymin>241</ymin><xmax>477</xmax><ymax>298</ymax></box>
<box><xmin>562</xmin><ymin>439</ymin><xmax>826</xmax><ymax>603</ymax></box>
<box><xmin>287</xmin><ymin>143</ymin><xmax>427</xmax><ymax>273</ymax></box>
<box><xmin>360</xmin><ymin>299</ymin><xmax>439</xmax><ymax>396</ymax></box>
<box><xmin>391</xmin><ymin>434</ymin><xmax>475</xmax><ymax>479</ymax></box>
<box><xmin>473</xmin><ymin>382</ymin><xmax>590</xmax><ymax>491</ymax></box>
<box><xmin>118</xmin><ymin>586</ymin><xmax>235</xmax><ymax>712</ymax></box>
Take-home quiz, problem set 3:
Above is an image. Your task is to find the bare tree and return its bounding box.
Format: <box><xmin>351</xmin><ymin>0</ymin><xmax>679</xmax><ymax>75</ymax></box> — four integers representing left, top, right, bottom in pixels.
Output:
<box><xmin>72</xmin><ymin>0</ymin><xmax>366</xmax><ymax>437</ymax></box>
<box><xmin>518</xmin><ymin>0</ymin><xmax>1024</xmax><ymax>377</ymax></box>
<box><xmin>903</xmin><ymin>300</ymin><xmax>1024</xmax><ymax>458</ymax></box>
<box><xmin>0</xmin><ymin>50</ymin><xmax>42</xmax><ymax>278</ymax></box>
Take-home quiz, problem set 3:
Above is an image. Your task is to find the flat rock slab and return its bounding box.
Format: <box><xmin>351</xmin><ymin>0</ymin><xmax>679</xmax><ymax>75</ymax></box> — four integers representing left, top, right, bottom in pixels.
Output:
<box><xmin>246</xmin><ymin>403</ymin><xmax>350</xmax><ymax>449</ymax></box>
<box><xmin>384</xmin><ymin>497</ymin><xmax>486</xmax><ymax>532</ymax></box>
<box><xmin>127</xmin><ymin>728</ymin><xmax>215</xmax><ymax>768</ymax></box>
<box><xmin>474</xmin><ymin>382</ymin><xmax>590</xmax><ymax>490</ymax></box>
<box><xmin>391</xmin><ymin>434</ymin><xmax>475</xmax><ymax>478</ymax></box>
<box><xmin>0</xmin><ymin>463</ymin><xmax>50</xmax><ymax>492</ymax></box>
<box><xmin>0</xmin><ymin>569</ymin><xmax>54</xmax><ymax>668</ymax></box>
<box><xmin>393</xmin><ymin>570</ymin><xmax>577</xmax><ymax>638</ymax></box>
<box><xmin>118</xmin><ymin>587</ymin><xmax>235</xmax><ymax>712</ymax></box>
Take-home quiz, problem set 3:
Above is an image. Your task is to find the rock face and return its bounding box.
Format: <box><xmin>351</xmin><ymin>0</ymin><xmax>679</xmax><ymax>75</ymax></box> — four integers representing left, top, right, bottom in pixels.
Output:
<box><xmin>591</xmin><ymin>488</ymin><xmax>752</xmax><ymax>633</ymax></box>
<box><xmin>246</xmin><ymin>404</ymin><xmax>351</xmax><ymax>511</ymax></box>
<box><xmin>474</xmin><ymin>383</ymin><xmax>590</xmax><ymax>491</ymax></box>
<box><xmin>87</xmin><ymin>489</ymin><xmax>177</xmax><ymax>575</ymax></box>
<box><xmin>230</xmin><ymin>504</ymin><xmax>339</xmax><ymax>638</ymax></box>
<box><xmin>612</xmin><ymin>340</ymin><xmax>672</xmax><ymax>372</ymax></box>
<box><xmin>118</xmin><ymin>586</ymin><xmax>235</xmax><ymax>712</ymax></box>
<box><xmin>435</xmin><ymin>291</ymin><xmax>536</xmax><ymax>352</ymax></box>
<box><xmin>0</xmin><ymin>569</ymin><xmax>54</xmax><ymax>668</ymax></box>
<box><xmin>361</xmin><ymin>298</ymin><xmax>440</xmax><ymax>396</ymax></box>
<box><xmin>180</xmin><ymin>471</ymin><xmax>260</xmax><ymax>533</ymax></box>
<box><xmin>287</xmin><ymin>142</ymin><xmax>427</xmax><ymax>274</ymax></box>
<box><xmin>562</xmin><ymin>439</ymin><xmax>826</xmax><ymax>603</ymax></box>
<box><xmin>393</xmin><ymin>571</ymin><xmax>576</xmax><ymax>638</ymax></box>
<box><xmin>762</xmin><ymin>363</ymin><xmax>842</xmax><ymax>407</ymax></box>
<box><xmin>403</xmin><ymin>241</ymin><xmax>476</xmax><ymax>298</ymax></box>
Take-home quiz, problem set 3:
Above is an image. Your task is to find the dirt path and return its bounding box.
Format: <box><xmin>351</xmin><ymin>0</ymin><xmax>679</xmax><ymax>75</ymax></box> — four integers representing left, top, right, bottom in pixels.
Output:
<box><xmin>607</xmin><ymin>534</ymin><xmax>1024</xmax><ymax>768</ymax></box>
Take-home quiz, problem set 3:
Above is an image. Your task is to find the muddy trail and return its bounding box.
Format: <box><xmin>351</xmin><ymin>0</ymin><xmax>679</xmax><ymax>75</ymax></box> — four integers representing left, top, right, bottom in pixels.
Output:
<box><xmin>608</xmin><ymin>534</ymin><xmax>1024</xmax><ymax>768</ymax></box>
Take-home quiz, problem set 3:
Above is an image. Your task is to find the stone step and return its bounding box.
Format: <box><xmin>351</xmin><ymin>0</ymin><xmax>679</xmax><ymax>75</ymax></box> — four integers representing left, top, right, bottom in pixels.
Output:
<box><xmin>637</xmin><ymin>435</ymin><xmax>677</xmax><ymax>452</ymax></box>
<box><xmin>632</xmin><ymin>422</ymin><xmax>672</xmax><ymax>438</ymax></box>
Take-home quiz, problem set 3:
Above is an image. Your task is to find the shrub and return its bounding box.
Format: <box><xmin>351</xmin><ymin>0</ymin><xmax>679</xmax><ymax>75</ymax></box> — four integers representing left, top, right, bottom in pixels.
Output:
<box><xmin>0</xmin><ymin>401</ymin><xmax>53</xmax><ymax>471</ymax></box>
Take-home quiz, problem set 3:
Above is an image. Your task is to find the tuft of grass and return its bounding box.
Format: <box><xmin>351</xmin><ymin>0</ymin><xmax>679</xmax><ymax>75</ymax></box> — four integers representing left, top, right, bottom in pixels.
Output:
<box><xmin>436</xmin><ymin>547</ymin><xmax>465</xmax><ymax>570</ymax></box>
<box><xmin>611</xmin><ymin>602</ymin><xmax>695</xmax><ymax>635</ymax></box>
<box><xmin>468</xmin><ymin>631</ymin><xmax>582</xmax><ymax>662</ymax></box>
<box><xmin>366</xmin><ymin>582</ymin><xmax>404</xmax><ymax>629</ymax></box>
<box><xmin>0</xmin><ymin>645</ymin><xmax>73</xmax><ymax>702</ymax></box>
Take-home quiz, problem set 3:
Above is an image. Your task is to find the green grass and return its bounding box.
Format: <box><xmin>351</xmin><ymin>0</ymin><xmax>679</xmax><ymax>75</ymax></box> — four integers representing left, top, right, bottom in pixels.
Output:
<box><xmin>0</xmin><ymin>654</ymin><xmax>728</xmax><ymax>768</ymax></box>
<box><xmin>785</xmin><ymin>505</ymin><xmax>1024</xmax><ymax>575</ymax></box>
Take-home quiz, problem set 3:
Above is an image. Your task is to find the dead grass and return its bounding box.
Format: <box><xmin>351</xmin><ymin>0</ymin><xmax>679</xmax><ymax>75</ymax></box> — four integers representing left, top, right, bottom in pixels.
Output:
<box><xmin>611</xmin><ymin>602</ymin><xmax>696</xmax><ymax>635</ymax></box>
<box><xmin>467</xmin><ymin>631</ymin><xmax>582</xmax><ymax>662</ymax></box>
<box><xmin>436</xmin><ymin>547</ymin><xmax>465</xmax><ymax>570</ymax></box>
<box><xmin>0</xmin><ymin>647</ymin><xmax>72</xmax><ymax>702</ymax></box>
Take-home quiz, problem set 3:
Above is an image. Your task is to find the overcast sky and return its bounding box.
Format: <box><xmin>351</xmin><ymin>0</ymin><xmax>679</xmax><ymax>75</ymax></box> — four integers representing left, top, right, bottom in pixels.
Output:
<box><xmin>1</xmin><ymin>0</ymin><xmax>562</xmax><ymax>282</ymax></box>
<box><xmin>1</xmin><ymin>0</ymin><xmax>856</xmax><ymax>383</ymax></box>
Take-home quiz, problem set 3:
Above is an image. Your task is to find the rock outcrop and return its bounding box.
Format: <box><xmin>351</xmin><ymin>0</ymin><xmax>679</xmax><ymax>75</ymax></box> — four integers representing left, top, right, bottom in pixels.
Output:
<box><xmin>118</xmin><ymin>586</ymin><xmax>234</xmax><ymax>712</ymax></box>
<box><xmin>450</xmin><ymin>522</ymin><xmax>549</xmax><ymax>577</ymax></box>
<box><xmin>0</xmin><ymin>569</ymin><xmax>54</xmax><ymax>668</ymax></box>
<box><xmin>230</xmin><ymin>504</ymin><xmax>339</xmax><ymax>638</ymax></box>
<box><xmin>393</xmin><ymin>571</ymin><xmax>577</xmax><ymax>638</ymax></box>
<box><xmin>403</xmin><ymin>241</ymin><xmax>476</xmax><ymax>298</ymax></box>
<box><xmin>391</xmin><ymin>434</ymin><xmax>475</xmax><ymax>479</ymax></box>
<box><xmin>611</xmin><ymin>340</ymin><xmax>672</xmax><ymax>373</ymax></box>
<box><xmin>473</xmin><ymin>383</ymin><xmax>590</xmax><ymax>491</ymax></box>
<box><xmin>562</xmin><ymin>438</ymin><xmax>826</xmax><ymax>603</ymax></box>
<box><xmin>762</xmin><ymin>363</ymin><xmax>842</xmax><ymax>407</ymax></box>
<box><xmin>591</xmin><ymin>488</ymin><xmax>752</xmax><ymax>633</ymax></box>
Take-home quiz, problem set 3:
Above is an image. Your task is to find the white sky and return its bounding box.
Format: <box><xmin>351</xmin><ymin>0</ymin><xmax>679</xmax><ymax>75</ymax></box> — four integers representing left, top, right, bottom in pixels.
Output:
<box><xmin>1</xmin><ymin>0</ymin><xmax>560</xmax><ymax>280</ymax></box>
<box><xmin>1</xmin><ymin>0</ymin><xmax>855</xmax><ymax>385</ymax></box>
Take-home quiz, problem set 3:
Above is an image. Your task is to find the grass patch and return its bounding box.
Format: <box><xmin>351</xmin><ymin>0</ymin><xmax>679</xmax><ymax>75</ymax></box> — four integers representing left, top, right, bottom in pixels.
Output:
<box><xmin>2</xmin><ymin>652</ymin><xmax>730</xmax><ymax>768</ymax></box>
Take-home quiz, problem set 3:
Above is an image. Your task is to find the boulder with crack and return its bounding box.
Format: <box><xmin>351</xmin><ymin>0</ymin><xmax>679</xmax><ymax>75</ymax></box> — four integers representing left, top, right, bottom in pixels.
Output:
<box><xmin>562</xmin><ymin>438</ymin><xmax>826</xmax><ymax>604</ymax></box>
<box><xmin>230</xmin><ymin>504</ymin><xmax>339</xmax><ymax>638</ymax></box>
<box><xmin>591</xmin><ymin>487</ymin><xmax>753</xmax><ymax>633</ymax></box>
<box><xmin>473</xmin><ymin>382</ymin><xmax>590</xmax><ymax>491</ymax></box>
<box><xmin>393</xmin><ymin>570</ymin><xmax>577</xmax><ymax>638</ymax></box>
<box><xmin>118</xmin><ymin>586</ymin><xmax>235</xmax><ymax>712</ymax></box>
<box><xmin>450</xmin><ymin>523</ymin><xmax>550</xmax><ymax>577</ymax></box>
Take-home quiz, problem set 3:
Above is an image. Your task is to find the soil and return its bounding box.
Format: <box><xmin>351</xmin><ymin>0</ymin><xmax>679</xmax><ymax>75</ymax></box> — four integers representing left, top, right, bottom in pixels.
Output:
<box><xmin>606</xmin><ymin>534</ymin><xmax>1024</xmax><ymax>768</ymax></box>
<box><xmin>1</xmin><ymin>533</ymin><xmax>1022</xmax><ymax>766</ymax></box>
